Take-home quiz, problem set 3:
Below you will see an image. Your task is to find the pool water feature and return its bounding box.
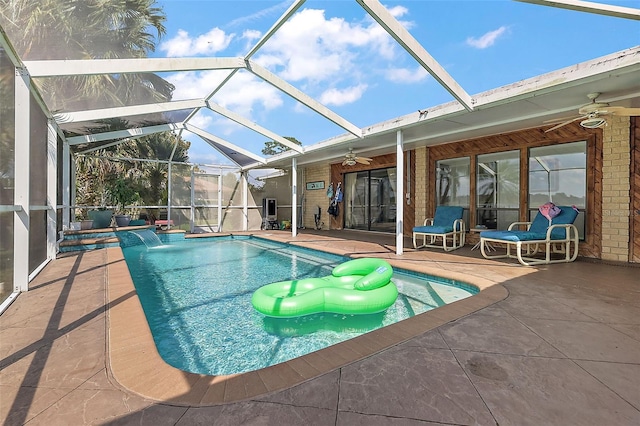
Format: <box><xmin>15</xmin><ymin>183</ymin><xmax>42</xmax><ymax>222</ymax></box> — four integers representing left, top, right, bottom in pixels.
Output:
<box><xmin>128</xmin><ymin>229</ymin><xmax>163</xmax><ymax>247</ymax></box>
<box><xmin>121</xmin><ymin>236</ymin><xmax>477</xmax><ymax>375</ymax></box>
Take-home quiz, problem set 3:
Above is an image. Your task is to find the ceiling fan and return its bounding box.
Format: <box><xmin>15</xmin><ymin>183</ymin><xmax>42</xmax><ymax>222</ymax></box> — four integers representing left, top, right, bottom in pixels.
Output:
<box><xmin>544</xmin><ymin>92</ymin><xmax>640</xmax><ymax>133</ymax></box>
<box><xmin>342</xmin><ymin>148</ymin><xmax>372</xmax><ymax>166</ymax></box>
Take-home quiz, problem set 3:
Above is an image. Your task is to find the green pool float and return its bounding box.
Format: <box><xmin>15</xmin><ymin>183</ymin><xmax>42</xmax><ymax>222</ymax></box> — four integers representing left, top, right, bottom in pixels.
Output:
<box><xmin>251</xmin><ymin>258</ymin><xmax>398</xmax><ymax>318</ymax></box>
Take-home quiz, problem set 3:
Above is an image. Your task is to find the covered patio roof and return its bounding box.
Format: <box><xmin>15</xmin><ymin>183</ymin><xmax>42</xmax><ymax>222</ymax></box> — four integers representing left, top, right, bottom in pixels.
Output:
<box><xmin>4</xmin><ymin>0</ymin><xmax>640</xmax><ymax>169</ymax></box>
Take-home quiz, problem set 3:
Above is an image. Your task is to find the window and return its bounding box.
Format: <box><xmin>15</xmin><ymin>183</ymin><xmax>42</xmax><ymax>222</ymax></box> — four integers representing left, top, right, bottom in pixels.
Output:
<box><xmin>436</xmin><ymin>157</ymin><xmax>470</xmax><ymax>224</ymax></box>
<box><xmin>529</xmin><ymin>141</ymin><xmax>586</xmax><ymax>238</ymax></box>
<box><xmin>476</xmin><ymin>151</ymin><xmax>520</xmax><ymax>229</ymax></box>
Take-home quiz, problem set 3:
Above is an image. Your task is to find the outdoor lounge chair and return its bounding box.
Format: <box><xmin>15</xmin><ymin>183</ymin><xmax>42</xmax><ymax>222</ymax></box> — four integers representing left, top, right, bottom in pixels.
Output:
<box><xmin>413</xmin><ymin>206</ymin><xmax>466</xmax><ymax>251</ymax></box>
<box><xmin>479</xmin><ymin>205</ymin><xmax>579</xmax><ymax>266</ymax></box>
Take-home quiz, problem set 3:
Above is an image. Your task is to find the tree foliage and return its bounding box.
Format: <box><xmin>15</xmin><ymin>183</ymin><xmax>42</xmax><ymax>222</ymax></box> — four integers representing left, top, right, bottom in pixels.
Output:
<box><xmin>262</xmin><ymin>136</ymin><xmax>302</xmax><ymax>156</ymax></box>
<box><xmin>0</xmin><ymin>0</ymin><xmax>195</xmax><ymax>213</ymax></box>
<box><xmin>0</xmin><ymin>0</ymin><xmax>173</xmax><ymax>111</ymax></box>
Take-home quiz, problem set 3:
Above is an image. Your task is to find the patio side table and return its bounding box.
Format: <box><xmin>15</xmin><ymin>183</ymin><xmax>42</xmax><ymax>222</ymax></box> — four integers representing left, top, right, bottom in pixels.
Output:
<box><xmin>470</xmin><ymin>227</ymin><xmax>495</xmax><ymax>251</ymax></box>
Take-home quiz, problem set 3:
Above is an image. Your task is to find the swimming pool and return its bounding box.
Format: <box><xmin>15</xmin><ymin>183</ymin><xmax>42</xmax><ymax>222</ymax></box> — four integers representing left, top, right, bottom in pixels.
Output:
<box><xmin>121</xmin><ymin>235</ymin><xmax>477</xmax><ymax>375</ymax></box>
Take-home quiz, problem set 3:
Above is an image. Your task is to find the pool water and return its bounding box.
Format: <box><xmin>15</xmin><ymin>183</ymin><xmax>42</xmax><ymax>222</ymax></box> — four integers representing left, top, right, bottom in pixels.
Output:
<box><xmin>122</xmin><ymin>236</ymin><xmax>477</xmax><ymax>375</ymax></box>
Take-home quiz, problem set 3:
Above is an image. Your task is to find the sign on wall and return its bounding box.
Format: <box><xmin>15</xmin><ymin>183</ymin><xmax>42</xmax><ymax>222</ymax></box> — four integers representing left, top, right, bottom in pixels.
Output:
<box><xmin>306</xmin><ymin>181</ymin><xmax>325</xmax><ymax>190</ymax></box>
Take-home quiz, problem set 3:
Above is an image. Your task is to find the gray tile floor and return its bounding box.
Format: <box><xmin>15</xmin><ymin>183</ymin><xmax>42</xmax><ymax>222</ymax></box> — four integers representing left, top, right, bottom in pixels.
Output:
<box><xmin>1</xmin><ymin>232</ymin><xmax>639</xmax><ymax>425</ymax></box>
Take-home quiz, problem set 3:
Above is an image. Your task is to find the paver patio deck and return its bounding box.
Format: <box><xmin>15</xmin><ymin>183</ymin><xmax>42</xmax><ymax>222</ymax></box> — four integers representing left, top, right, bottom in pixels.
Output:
<box><xmin>1</xmin><ymin>230</ymin><xmax>639</xmax><ymax>425</ymax></box>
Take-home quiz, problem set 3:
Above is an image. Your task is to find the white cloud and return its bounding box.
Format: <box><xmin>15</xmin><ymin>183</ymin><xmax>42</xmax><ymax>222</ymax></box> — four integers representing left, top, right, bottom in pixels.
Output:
<box><xmin>225</xmin><ymin>0</ymin><xmax>291</xmax><ymax>28</ymax></box>
<box><xmin>254</xmin><ymin>8</ymin><xmax>399</xmax><ymax>84</ymax></box>
<box><xmin>466</xmin><ymin>26</ymin><xmax>508</xmax><ymax>49</ymax></box>
<box><xmin>160</xmin><ymin>28</ymin><xmax>234</xmax><ymax>56</ymax></box>
<box><xmin>167</xmin><ymin>70</ymin><xmax>230</xmax><ymax>100</ymax></box>
<box><xmin>213</xmin><ymin>71</ymin><xmax>283</xmax><ymax>115</ymax></box>
<box><xmin>385</xmin><ymin>67</ymin><xmax>429</xmax><ymax>84</ymax></box>
<box><xmin>319</xmin><ymin>84</ymin><xmax>368</xmax><ymax>106</ymax></box>
<box><xmin>388</xmin><ymin>5</ymin><xmax>409</xmax><ymax>20</ymax></box>
<box><xmin>163</xmin><ymin>5</ymin><xmax>424</xmax><ymax>137</ymax></box>
<box><xmin>166</xmin><ymin>70</ymin><xmax>283</xmax><ymax>135</ymax></box>
<box><xmin>242</xmin><ymin>29</ymin><xmax>262</xmax><ymax>43</ymax></box>
<box><xmin>188</xmin><ymin>113</ymin><xmax>213</xmax><ymax>129</ymax></box>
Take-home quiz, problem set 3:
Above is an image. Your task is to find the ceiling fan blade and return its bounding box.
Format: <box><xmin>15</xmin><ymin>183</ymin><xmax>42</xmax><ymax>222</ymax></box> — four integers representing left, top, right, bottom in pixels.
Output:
<box><xmin>355</xmin><ymin>157</ymin><xmax>370</xmax><ymax>165</ymax></box>
<box><xmin>544</xmin><ymin>116</ymin><xmax>583</xmax><ymax>133</ymax></box>
<box><xmin>543</xmin><ymin>115</ymin><xmax>581</xmax><ymax>125</ymax></box>
<box><xmin>342</xmin><ymin>159</ymin><xmax>348</xmax><ymax>166</ymax></box>
<box><xmin>607</xmin><ymin>106</ymin><xmax>640</xmax><ymax>116</ymax></box>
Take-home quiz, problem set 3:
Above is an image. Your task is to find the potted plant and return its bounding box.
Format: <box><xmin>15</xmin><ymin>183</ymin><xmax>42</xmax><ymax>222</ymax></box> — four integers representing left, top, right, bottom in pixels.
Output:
<box><xmin>110</xmin><ymin>177</ymin><xmax>140</xmax><ymax>227</ymax></box>
<box><xmin>87</xmin><ymin>208</ymin><xmax>113</xmax><ymax>229</ymax></box>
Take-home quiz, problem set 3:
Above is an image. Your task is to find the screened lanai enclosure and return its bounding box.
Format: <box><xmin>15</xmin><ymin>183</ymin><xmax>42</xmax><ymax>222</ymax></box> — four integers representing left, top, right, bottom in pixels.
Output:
<box><xmin>1</xmin><ymin>0</ymin><xmax>640</xmax><ymax>312</ymax></box>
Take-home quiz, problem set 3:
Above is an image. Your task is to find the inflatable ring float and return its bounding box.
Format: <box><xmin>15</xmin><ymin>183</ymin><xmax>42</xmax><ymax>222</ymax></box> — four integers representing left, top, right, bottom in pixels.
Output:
<box><xmin>251</xmin><ymin>258</ymin><xmax>398</xmax><ymax>317</ymax></box>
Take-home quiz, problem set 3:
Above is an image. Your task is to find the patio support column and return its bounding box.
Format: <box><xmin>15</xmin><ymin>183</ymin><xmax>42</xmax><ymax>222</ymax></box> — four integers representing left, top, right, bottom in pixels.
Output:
<box><xmin>47</xmin><ymin>120</ymin><xmax>57</xmax><ymax>258</ymax></box>
<box><xmin>396</xmin><ymin>129</ymin><xmax>404</xmax><ymax>255</ymax></box>
<box><xmin>291</xmin><ymin>158</ymin><xmax>298</xmax><ymax>237</ymax></box>
<box><xmin>241</xmin><ymin>171</ymin><xmax>248</xmax><ymax>231</ymax></box>
<box><xmin>13</xmin><ymin>67</ymin><xmax>30</xmax><ymax>292</ymax></box>
<box><xmin>190</xmin><ymin>167</ymin><xmax>195</xmax><ymax>233</ymax></box>
<box><xmin>217</xmin><ymin>171</ymin><xmax>222</xmax><ymax>232</ymax></box>
<box><xmin>62</xmin><ymin>140</ymin><xmax>70</xmax><ymax>228</ymax></box>
<box><xmin>167</xmin><ymin>162</ymin><xmax>172</xmax><ymax>229</ymax></box>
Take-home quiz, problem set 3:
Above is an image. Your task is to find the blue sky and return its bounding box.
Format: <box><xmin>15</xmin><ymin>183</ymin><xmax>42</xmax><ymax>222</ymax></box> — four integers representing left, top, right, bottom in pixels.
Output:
<box><xmin>153</xmin><ymin>1</ymin><xmax>639</xmax><ymax>166</ymax></box>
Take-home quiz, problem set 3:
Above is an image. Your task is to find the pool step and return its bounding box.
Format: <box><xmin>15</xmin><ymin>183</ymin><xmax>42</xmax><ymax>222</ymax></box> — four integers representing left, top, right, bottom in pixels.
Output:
<box><xmin>59</xmin><ymin>226</ymin><xmax>156</xmax><ymax>253</ymax></box>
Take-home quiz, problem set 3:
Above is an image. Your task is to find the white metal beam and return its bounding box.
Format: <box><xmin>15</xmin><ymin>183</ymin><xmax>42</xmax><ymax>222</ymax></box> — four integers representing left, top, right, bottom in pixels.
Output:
<box><xmin>396</xmin><ymin>130</ymin><xmax>404</xmax><ymax>255</ymax></box>
<box><xmin>218</xmin><ymin>173</ymin><xmax>223</xmax><ymax>232</ymax></box>
<box><xmin>514</xmin><ymin>0</ymin><xmax>640</xmax><ymax>20</ymax></box>
<box><xmin>184</xmin><ymin>123</ymin><xmax>267</xmax><ymax>165</ymax></box>
<box><xmin>14</xmin><ymin>67</ymin><xmax>30</xmax><ymax>292</ymax></box>
<box><xmin>62</xmin><ymin>141</ymin><xmax>70</xmax><ymax>227</ymax></box>
<box><xmin>246</xmin><ymin>60</ymin><xmax>363</xmax><ymax>138</ymax></box>
<box><xmin>47</xmin><ymin>120</ymin><xmax>57</xmax><ymax>258</ymax></box>
<box><xmin>242</xmin><ymin>172</ymin><xmax>249</xmax><ymax>231</ymax></box>
<box><xmin>206</xmin><ymin>101</ymin><xmax>304</xmax><ymax>153</ymax></box>
<box><xmin>291</xmin><ymin>157</ymin><xmax>298</xmax><ymax>237</ymax></box>
<box><xmin>67</xmin><ymin>123</ymin><xmax>184</xmax><ymax>145</ymax></box>
<box><xmin>184</xmin><ymin>0</ymin><xmax>305</xmax><ymax>125</ymax></box>
<box><xmin>24</xmin><ymin>57</ymin><xmax>246</xmax><ymax>77</ymax></box>
<box><xmin>356</xmin><ymin>0</ymin><xmax>474</xmax><ymax>111</ymax></box>
<box><xmin>56</xmin><ymin>99</ymin><xmax>205</xmax><ymax>124</ymax></box>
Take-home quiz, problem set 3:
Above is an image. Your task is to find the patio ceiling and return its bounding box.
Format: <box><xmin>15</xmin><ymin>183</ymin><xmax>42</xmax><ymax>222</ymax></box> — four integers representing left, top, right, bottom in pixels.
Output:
<box><xmin>11</xmin><ymin>0</ymin><xmax>640</xmax><ymax>170</ymax></box>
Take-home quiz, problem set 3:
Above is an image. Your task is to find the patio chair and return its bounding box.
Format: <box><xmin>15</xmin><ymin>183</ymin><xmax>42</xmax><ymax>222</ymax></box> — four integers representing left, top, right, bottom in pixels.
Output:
<box><xmin>413</xmin><ymin>206</ymin><xmax>466</xmax><ymax>251</ymax></box>
<box><xmin>479</xmin><ymin>205</ymin><xmax>579</xmax><ymax>266</ymax></box>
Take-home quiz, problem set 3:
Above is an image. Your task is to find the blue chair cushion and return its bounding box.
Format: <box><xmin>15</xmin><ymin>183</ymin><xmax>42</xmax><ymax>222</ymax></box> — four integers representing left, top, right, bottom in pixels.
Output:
<box><xmin>529</xmin><ymin>206</ymin><xmax>579</xmax><ymax>239</ymax></box>
<box><xmin>413</xmin><ymin>225</ymin><xmax>453</xmax><ymax>234</ymax></box>
<box><xmin>481</xmin><ymin>230</ymin><xmax>549</xmax><ymax>242</ymax></box>
<box><xmin>433</xmin><ymin>206</ymin><xmax>464</xmax><ymax>228</ymax></box>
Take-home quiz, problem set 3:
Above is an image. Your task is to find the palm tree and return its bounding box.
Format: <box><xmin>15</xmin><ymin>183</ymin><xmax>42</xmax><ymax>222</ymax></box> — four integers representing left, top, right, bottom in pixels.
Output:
<box><xmin>0</xmin><ymin>0</ymin><xmax>195</xmax><ymax>212</ymax></box>
<box><xmin>0</xmin><ymin>0</ymin><xmax>173</xmax><ymax>111</ymax></box>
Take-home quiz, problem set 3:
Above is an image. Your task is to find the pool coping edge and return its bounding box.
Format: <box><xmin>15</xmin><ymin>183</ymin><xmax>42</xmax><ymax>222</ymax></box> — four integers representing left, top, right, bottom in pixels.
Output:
<box><xmin>105</xmin><ymin>242</ymin><xmax>508</xmax><ymax>406</ymax></box>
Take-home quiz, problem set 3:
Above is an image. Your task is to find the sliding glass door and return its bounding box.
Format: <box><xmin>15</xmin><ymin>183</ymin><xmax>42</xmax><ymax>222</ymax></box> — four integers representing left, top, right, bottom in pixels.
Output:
<box><xmin>344</xmin><ymin>167</ymin><xmax>396</xmax><ymax>232</ymax></box>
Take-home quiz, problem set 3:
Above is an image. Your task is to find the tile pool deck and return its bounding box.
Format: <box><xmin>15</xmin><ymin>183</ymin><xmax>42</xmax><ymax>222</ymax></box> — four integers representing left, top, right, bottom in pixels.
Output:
<box><xmin>1</xmin><ymin>229</ymin><xmax>639</xmax><ymax>425</ymax></box>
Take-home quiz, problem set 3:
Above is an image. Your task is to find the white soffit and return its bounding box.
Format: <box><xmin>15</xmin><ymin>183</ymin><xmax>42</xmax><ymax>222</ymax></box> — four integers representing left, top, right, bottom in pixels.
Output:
<box><xmin>514</xmin><ymin>0</ymin><xmax>640</xmax><ymax>20</ymax></box>
<box><xmin>356</xmin><ymin>0</ymin><xmax>474</xmax><ymax>112</ymax></box>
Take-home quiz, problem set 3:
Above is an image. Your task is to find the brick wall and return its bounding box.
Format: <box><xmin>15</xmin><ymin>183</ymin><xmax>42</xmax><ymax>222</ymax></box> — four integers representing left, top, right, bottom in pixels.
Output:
<box><xmin>414</xmin><ymin>147</ymin><xmax>428</xmax><ymax>225</ymax></box>
<box><xmin>601</xmin><ymin>116</ymin><xmax>631</xmax><ymax>262</ymax></box>
<box><xmin>302</xmin><ymin>164</ymin><xmax>331</xmax><ymax>230</ymax></box>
